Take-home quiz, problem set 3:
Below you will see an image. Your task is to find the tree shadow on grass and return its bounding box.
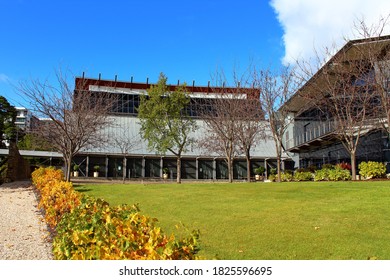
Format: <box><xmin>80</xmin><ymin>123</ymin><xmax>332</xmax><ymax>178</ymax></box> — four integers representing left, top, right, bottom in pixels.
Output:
<box><xmin>73</xmin><ymin>186</ymin><xmax>92</xmax><ymax>193</ymax></box>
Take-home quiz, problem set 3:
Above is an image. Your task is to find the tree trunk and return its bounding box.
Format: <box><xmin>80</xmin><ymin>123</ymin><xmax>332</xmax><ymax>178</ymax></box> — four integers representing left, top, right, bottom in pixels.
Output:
<box><xmin>277</xmin><ymin>156</ymin><xmax>282</xmax><ymax>182</ymax></box>
<box><xmin>246</xmin><ymin>150</ymin><xmax>251</xmax><ymax>182</ymax></box>
<box><xmin>350</xmin><ymin>151</ymin><xmax>357</xmax><ymax>180</ymax></box>
<box><xmin>176</xmin><ymin>156</ymin><xmax>182</xmax><ymax>184</ymax></box>
<box><xmin>64</xmin><ymin>156</ymin><xmax>72</xmax><ymax>182</ymax></box>
<box><xmin>123</xmin><ymin>157</ymin><xmax>127</xmax><ymax>183</ymax></box>
<box><xmin>276</xmin><ymin>140</ymin><xmax>282</xmax><ymax>182</ymax></box>
<box><xmin>227</xmin><ymin>157</ymin><xmax>233</xmax><ymax>183</ymax></box>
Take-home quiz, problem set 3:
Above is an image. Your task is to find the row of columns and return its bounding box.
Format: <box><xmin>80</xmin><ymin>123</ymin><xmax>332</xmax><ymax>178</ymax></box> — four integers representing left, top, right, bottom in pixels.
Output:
<box><xmin>77</xmin><ymin>155</ymin><xmax>278</xmax><ymax>180</ymax></box>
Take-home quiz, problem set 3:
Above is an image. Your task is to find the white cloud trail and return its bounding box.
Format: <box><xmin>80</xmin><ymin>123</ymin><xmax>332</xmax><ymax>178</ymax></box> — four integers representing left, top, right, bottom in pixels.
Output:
<box><xmin>0</xmin><ymin>73</ymin><xmax>10</xmax><ymax>83</ymax></box>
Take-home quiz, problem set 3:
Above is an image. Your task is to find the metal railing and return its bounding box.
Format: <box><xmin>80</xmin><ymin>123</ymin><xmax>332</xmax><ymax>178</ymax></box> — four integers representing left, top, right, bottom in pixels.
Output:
<box><xmin>285</xmin><ymin>121</ymin><xmax>335</xmax><ymax>150</ymax></box>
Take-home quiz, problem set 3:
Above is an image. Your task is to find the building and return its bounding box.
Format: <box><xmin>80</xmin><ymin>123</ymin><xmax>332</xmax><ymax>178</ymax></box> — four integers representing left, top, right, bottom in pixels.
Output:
<box><xmin>15</xmin><ymin>107</ymin><xmax>39</xmax><ymax>131</ymax></box>
<box><xmin>283</xmin><ymin>36</ymin><xmax>390</xmax><ymax>172</ymax></box>
<box><xmin>72</xmin><ymin>76</ymin><xmax>293</xmax><ymax>180</ymax></box>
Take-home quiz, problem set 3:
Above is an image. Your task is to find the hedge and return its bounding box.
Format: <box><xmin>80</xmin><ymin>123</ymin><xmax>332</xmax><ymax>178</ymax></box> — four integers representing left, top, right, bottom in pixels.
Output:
<box><xmin>31</xmin><ymin>167</ymin><xmax>200</xmax><ymax>260</ymax></box>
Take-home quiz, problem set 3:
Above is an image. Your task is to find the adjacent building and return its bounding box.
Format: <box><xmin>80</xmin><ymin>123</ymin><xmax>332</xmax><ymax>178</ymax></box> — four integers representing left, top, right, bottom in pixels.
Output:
<box><xmin>15</xmin><ymin>107</ymin><xmax>39</xmax><ymax>131</ymax></box>
<box><xmin>282</xmin><ymin>35</ymin><xmax>390</xmax><ymax>172</ymax></box>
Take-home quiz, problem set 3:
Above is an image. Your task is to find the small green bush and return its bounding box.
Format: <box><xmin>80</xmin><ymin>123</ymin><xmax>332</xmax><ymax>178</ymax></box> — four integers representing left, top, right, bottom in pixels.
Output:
<box><xmin>281</xmin><ymin>172</ymin><xmax>293</xmax><ymax>182</ymax></box>
<box><xmin>314</xmin><ymin>166</ymin><xmax>351</xmax><ymax>181</ymax></box>
<box><xmin>328</xmin><ymin>166</ymin><xmax>351</xmax><ymax>181</ymax></box>
<box><xmin>254</xmin><ymin>166</ymin><xmax>265</xmax><ymax>175</ymax></box>
<box><xmin>358</xmin><ymin>161</ymin><xmax>386</xmax><ymax>179</ymax></box>
<box><xmin>314</xmin><ymin>169</ymin><xmax>330</xmax><ymax>181</ymax></box>
<box><xmin>268</xmin><ymin>174</ymin><xmax>276</xmax><ymax>182</ymax></box>
<box><xmin>294</xmin><ymin>171</ymin><xmax>313</xmax><ymax>181</ymax></box>
<box><xmin>268</xmin><ymin>173</ymin><xmax>294</xmax><ymax>182</ymax></box>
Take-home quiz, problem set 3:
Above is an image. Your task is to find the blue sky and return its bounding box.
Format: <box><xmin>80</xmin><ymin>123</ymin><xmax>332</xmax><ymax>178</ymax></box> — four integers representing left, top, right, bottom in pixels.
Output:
<box><xmin>1</xmin><ymin>0</ymin><xmax>389</xmax><ymax>107</ymax></box>
<box><xmin>0</xmin><ymin>0</ymin><xmax>283</xmax><ymax>107</ymax></box>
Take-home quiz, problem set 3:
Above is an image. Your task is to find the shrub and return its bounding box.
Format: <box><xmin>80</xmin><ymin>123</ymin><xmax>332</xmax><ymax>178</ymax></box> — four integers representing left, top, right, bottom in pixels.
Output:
<box><xmin>32</xmin><ymin>166</ymin><xmax>64</xmax><ymax>190</ymax></box>
<box><xmin>307</xmin><ymin>165</ymin><xmax>318</xmax><ymax>173</ymax></box>
<box><xmin>314</xmin><ymin>169</ymin><xmax>330</xmax><ymax>181</ymax></box>
<box><xmin>268</xmin><ymin>173</ymin><xmax>293</xmax><ymax>182</ymax></box>
<box><xmin>254</xmin><ymin>166</ymin><xmax>265</xmax><ymax>175</ymax></box>
<box><xmin>328</xmin><ymin>166</ymin><xmax>351</xmax><ymax>181</ymax></box>
<box><xmin>295</xmin><ymin>165</ymin><xmax>317</xmax><ymax>173</ymax></box>
<box><xmin>268</xmin><ymin>174</ymin><xmax>276</xmax><ymax>182</ymax></box>
<box><xmin>294</xmin><ymin>171</ymin><xmax>313</xmax><ymax>181</ymax></box>
<box><xmin>314</xmin><ymin>166</ymin><xmax>351</xmax><ymax>181</ymax></box>
<box><xmin>53</xmin><ymin>196</ymin><xmax>200</xmax><ymax>260</ymax></box>
<box><xmin>337</xmin><ymin>162</ymin><xmax>352</xmax><ymax>170</ymax></box>
<box><xmin>358</xmin><ymin>161</ymin><xmax>386</xmax><ymax>179</ymax></box>
<box><xmin>281</xmin><ymin>172</ymin><xmax>293</xmax><ymax>182</ymax></box>
<box><xmin>38</xmin><ymin>181</ymin><xmax>81</xmax><ymax>229</ymax></box>
<box><xmin>33</xmin><ymin>167</ymin><xmax>201</xmax><ymax>260</ymax></box>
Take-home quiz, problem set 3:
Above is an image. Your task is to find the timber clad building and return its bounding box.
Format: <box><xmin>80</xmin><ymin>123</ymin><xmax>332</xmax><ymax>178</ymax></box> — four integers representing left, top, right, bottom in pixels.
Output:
<box><xmin>282</xmin><ymin>36</ymin><xmax>390</xmax><ymax>172</ymax></box>
<box><xmin>72</xmin><ymin>77</ymin><xmax>292</xmax><ymax>180</ymax></box>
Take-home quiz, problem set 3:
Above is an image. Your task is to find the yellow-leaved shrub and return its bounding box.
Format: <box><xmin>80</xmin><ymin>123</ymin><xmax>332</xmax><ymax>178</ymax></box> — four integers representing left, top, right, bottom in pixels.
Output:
<box><xmin>32</xmin><ymin>167</ymin><xmax>200</xmax><ymax>260</ymax></box>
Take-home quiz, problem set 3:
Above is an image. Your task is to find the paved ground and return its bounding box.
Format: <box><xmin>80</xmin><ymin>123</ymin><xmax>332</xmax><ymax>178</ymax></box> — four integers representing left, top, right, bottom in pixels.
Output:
<box><xmin>0</xmin><ymin>181</ymin><xmax>52</xmax><ymax>260</ymax></box>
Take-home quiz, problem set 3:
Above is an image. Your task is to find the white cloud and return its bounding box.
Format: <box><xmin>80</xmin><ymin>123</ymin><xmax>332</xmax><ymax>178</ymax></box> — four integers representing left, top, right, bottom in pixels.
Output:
<box><xmin>0</xmin><ymin>73</ymin><xmax>10</xmax><ymax>83</ymax></box>
<box><xmin>270</xmin><ymin>0</ymin><xmax>390</xmax><ymax>64</ymax></box>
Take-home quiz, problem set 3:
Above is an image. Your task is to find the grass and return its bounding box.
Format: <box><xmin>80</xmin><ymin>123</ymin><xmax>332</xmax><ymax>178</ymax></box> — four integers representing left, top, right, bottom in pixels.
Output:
<box><xmin>74</xmin><ymin>180</ymin><xmax>390</xmax><ymax>260</ymax></box>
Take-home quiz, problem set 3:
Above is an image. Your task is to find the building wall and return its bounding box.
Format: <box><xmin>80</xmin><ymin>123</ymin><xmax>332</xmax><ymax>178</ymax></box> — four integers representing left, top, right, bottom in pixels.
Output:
<box><xmin>75</xmin><ymin>115</ymin><xmax>291</xmax><ymax>179</ymax></box>
<box><xmin>81</xmin><ymin>115</ymin><xmax>282</xmax><ymax>158</ymax></box>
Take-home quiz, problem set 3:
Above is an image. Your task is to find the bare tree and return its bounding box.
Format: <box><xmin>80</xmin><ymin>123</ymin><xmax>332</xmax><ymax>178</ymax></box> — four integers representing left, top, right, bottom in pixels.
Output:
<box><xmin>352</xmin><ymin>15</ymin><xmax>390</xmax><ymax>136</ymax></box>
<box><xmin>198</xmin><ymin>95</ymin><xmax>240</xmax><ymax>183</ymax></box>
<box><xmin>254</xmin><ymin>66</ymin><xmax>298</xmax><ymax>182</ymax></box>
<box><xmin>18</xmin><ymin>70</ymin><xmax>114</xmax><ymax>181</ymax></box>
<box><xmin>199</xmin><ymin>69</ymin><xmax>263</xmax><ymax>182</ymax></box>
<box><xmin>295</xmin><ymin>38</ymin><xmax>377</xmax><ymax>180</ymax></box>
<box><xmin>235</xmin><ymin>98</ymin><xmax>266</xmax><ymax>181</ymax></box>
<box><xmin>112</xmin><ymin>129</ymin><xmax>140</xmax><ymax>183</ymax></box>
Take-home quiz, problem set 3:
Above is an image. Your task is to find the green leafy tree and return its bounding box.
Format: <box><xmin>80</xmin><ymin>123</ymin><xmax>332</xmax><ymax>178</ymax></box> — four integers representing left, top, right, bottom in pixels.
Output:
<box><xmin>17</xmin><ymin>133</ymin><xmax>54</xmax><ymax>151</ymax></box>
<box><xmin>138</xmin><ymin>73</ymin><xmax>197</xmax><ymax>183</ymax></box>
<box><xmin>0</xmin><ymin>96</ymin><xmax>17</xmax><ymax>183</ymax></box>
<box><xmin>0</xmin><ymin>96</ymin><xmax>17</xmax><ymax>148</ymax></box>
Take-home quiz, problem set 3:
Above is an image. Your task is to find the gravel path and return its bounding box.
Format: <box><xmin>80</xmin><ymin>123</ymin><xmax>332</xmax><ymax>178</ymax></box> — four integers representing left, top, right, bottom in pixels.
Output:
<box><xmin>0</xmin><ymin>181</ymin><xmax>53</xmax><ymax>260</ymax></box>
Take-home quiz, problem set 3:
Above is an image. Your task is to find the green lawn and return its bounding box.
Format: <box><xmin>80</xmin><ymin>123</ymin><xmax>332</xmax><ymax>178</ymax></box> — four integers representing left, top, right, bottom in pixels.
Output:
<box><xmin>73</xmin><ymin>180</ymin><xmax>390</xmax><ymax>260</ymax></box>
